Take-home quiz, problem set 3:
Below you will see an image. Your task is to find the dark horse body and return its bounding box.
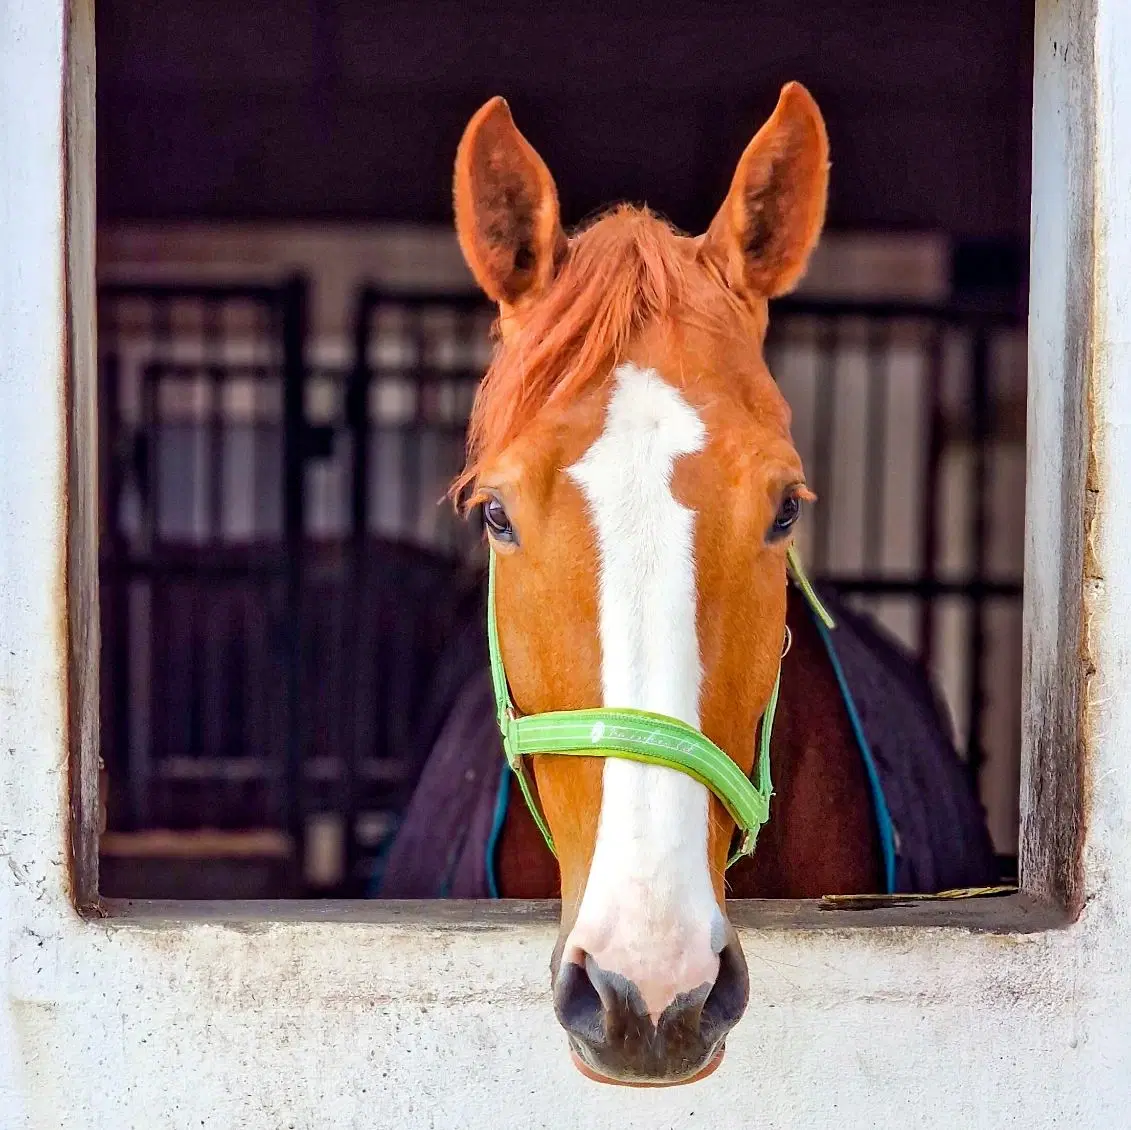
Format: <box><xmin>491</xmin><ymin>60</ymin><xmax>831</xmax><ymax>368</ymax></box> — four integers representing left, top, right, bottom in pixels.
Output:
<box><xmin>379</xmin><ymin>565</ymin><xmax>999</xmax><ymax>901</ymax></box>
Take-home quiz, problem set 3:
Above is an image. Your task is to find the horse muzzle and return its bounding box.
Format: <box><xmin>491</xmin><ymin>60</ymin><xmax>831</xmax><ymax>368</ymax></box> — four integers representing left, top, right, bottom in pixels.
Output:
<box><xmin>552</xmin><ymin>934</ymin><xmax>749</xmax><ymax>1086</ymax></box>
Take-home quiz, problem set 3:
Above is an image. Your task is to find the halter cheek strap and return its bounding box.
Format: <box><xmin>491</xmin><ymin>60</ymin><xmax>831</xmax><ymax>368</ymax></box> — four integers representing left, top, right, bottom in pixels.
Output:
<box><xmin>486</xmin><ymin>545</ymin><xmax>834</xmax><ymax>868</ymax></box>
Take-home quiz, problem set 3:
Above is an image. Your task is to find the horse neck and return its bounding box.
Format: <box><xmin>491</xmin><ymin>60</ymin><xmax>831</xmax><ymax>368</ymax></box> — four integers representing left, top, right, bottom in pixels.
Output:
<box><xmin>725</xmin><ymin>586</ymin><xmax>883</xmax><ymax>897</ymax></box>
<box><xmin>494</xmin><ymin>586</ymin><xmax>884</xmax><ymax>900</ymax></box>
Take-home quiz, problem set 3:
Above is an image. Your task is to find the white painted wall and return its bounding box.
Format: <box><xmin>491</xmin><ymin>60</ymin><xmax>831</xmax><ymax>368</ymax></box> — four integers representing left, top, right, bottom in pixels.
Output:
<box><xmin>4</xmin><ymin>2</ymin><xmax>1131</xmax><ymax>1128</ymax></box>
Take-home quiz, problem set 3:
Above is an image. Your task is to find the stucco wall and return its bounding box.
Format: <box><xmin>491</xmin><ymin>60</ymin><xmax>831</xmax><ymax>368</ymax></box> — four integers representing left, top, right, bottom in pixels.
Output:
<box><xmin>3</xmin><ymin>1</ymin><xmax>1131</xmax><ymax>1127</ymax></box>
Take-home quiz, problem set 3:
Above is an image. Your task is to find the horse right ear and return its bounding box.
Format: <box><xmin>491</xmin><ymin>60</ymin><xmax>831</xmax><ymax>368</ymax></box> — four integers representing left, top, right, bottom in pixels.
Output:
<box><xmin>699</xmin><ymin>82</ymin><xmax>829</xmax><ymax>299</ymax></box>
<box><xmin>454</xmin><ymin>97</ymin><xmax>567</xmax><ymax>310</ymax></box>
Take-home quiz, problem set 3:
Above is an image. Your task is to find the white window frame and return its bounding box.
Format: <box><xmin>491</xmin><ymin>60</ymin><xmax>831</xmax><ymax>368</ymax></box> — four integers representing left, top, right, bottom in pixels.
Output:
<box><xmin>3</xmin><ymin>0</ymin><xmax>1130</xmax><ymax>1123</ymax></box>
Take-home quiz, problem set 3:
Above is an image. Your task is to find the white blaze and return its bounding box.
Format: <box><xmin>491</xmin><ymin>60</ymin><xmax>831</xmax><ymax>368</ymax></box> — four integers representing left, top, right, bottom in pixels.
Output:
<box><xmin>564</xmin><ymin>363</ymin><xmax>724</xmax><ymax>1019</ymax></box>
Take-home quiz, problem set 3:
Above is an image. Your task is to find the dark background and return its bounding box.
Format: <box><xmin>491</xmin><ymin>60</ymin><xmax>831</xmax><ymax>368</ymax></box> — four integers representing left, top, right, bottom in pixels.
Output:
<box><xmin>97</xmin><ymin>0</ymin><xmax>1034</xmax><ymax>247</ymax></box>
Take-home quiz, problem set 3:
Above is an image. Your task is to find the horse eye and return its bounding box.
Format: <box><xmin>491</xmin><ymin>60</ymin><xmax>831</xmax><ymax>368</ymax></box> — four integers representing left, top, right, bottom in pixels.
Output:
<box><xmin>482</xmin><ymin>497</ymin><xmax>515</xmax><ymax>542</ymax></box>
<box><xmin>770</xmin><ymin>494</ymin><xmax>802</xmax><ymax>539</ymax></box>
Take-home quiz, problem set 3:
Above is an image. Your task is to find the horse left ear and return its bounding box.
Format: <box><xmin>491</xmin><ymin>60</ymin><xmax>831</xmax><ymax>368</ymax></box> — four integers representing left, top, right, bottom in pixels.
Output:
<box><xmin>453</xmin><ymin>97</ymin><xmax>567</xmax><ymax>310</ymax></box>
<box><xmin>700</xmin><ymin>82</ymin><xmax>829</xmax><ymax>299</ymax></box>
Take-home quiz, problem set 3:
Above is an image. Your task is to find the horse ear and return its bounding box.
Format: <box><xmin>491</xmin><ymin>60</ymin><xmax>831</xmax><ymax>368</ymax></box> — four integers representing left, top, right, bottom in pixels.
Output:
<box><xmin>454</xmin><ymin>97</ymin><xmax>567</xmax><ymax>308</ymax></box>
<box><xmin>700</xmin><ymin>82</ymin><xmax>829</xmax><ymax>298</ymax></box>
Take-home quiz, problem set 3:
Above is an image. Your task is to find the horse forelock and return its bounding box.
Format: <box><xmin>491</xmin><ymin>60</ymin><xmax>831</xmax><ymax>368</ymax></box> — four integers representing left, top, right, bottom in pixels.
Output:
<box><xmin>453</xmin><ymin>205</ymin><xmax>773</xmax><ymax>504</ymax></box>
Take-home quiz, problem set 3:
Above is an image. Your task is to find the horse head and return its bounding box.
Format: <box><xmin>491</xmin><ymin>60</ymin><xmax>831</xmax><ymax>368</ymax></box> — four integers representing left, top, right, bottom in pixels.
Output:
<box><xmin>452</xmin><ymin>83</ymin><xmax>829</xmax><ymax>1085</ymax></box>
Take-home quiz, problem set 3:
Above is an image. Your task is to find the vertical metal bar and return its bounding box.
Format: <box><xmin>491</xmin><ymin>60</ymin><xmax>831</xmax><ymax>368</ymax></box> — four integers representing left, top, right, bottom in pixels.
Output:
<box><xmin>459</xmin><ymin>309</ymin><xmax>485</xmax><ymax>557</ymax></box>
<box><xmin>141</xmin><ymin>363</ymin><xmax>160</xmax><ymax>550</ymax></box>
<box><xmin>201</xmin><ymin>297</ymin><xmax>231</xmax><ymax>817</ymax></box>
<box><xmin>347</xmin><ymin>287</ymin><xmax>374</xmax><ymax>540</ymax></box>
<box><xmin>250</xmin><ymin>302</ymin><xmax>272</xmax><ymax>827</ymax></box>
<box><xmin>918</xmin><ymin>322</ymin><xmax>946</xmax><ymax>664</ymax></box>
<box><xmin>138</xmin><ymin>357</ymin><xmax>162</xmax><ymax>827</ymax></box>
<box><xmin>282</xmin><ymin>279</ymin><xmax>308</xmax><ymax>542</ymax></box>
<box><xmin>98</xmin><ymin>296</ymin><xmax>124</xmax><ymax>553</ymax></box>
<box><xmin>338</xmin><ymin>286</ymin><xmax>378</xmax><ymax>893</ymax></box>
<box><xmin>863</xmin><ymin>321</ymin><xmax>889</xmax><ymax>573</ymax></box>
<box><xmin>248</xmin><ymin>301</ymin><xmax>263</xmax><ymax>540</ymax></box>
<box><xmin>224</xmin><ymin>582</ymin><xmax>247</xmax><ymax>811</ymax></box>
<box><xmin>451</xmin><ymin>307</ymin><xmax>478</xmax><ymax>554</ymax></box>
<box><xmin>403</xmin><ymin>310</ymin><xmax>427</xmax><ymax>539</ymax></box>
<box><xmin>204</xmin><ymin>297</ymin><xmax>225</xmax><ymax>543</ymax></box>
<box><xmin>966</xmin><ymin>326</ymin><xmax>991</xmax><ymax>785</ymax></box>
<box><xmin>100</xmin><ymin>296</ymin><xmax>134</xmax><ymax>830</ymax></box>
<box><xmin>187</xmin><ymin>578</ymin><xmax>203</xmax><ymax>761</ymax></box>
<box><xmin>281</xmin><ymin>274</ymin><xmax>309</xmax><ymax>880</ymax></box>
<box><xmin>150</xmin><ymin>298</ymin><xmax>172</xmax><ymax>549</ymax></box>
<box><xmin>243</xmin><ymin>303</ymin><xmax>265</xmax><ymax>820</ymax></box>
<box><xmin>811</xmin><ymin>317</ymin><xmax>838</xmax><ymax>572</ymax></box>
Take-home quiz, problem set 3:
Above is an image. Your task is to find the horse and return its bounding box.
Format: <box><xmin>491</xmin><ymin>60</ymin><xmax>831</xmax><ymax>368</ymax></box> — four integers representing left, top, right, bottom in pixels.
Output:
<box><xmin>382</xmin><ymin>83</ymin><xmax>998</xmax><ymax>1086</ymax></box>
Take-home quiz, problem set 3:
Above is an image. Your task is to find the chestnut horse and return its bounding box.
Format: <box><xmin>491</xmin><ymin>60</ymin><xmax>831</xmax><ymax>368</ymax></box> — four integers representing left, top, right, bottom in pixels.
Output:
<box><xmin>444</xmin><ymin>84</ymin><xmax>991</xmax><ymax>1086</ymax></box>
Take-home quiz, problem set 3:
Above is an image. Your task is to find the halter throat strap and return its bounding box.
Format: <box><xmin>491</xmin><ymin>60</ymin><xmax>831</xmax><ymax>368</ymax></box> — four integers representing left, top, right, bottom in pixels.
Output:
<box><xmin>486</xmin><ymin>546</ymin><xmax>833</xmax><ymax>867</ymax></box>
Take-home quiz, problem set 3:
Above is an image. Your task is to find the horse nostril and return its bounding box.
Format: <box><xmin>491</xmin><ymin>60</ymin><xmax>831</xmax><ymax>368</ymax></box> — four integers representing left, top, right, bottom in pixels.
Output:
<box><xmin>699</xmin><ymin>936</ymin><xmax>749</xmax><ymax>1045</ymax></box>
<box><xmin>553</xmin><ymin>955</ymin><xmax>612</xmax><ymax>1045</ymax></box>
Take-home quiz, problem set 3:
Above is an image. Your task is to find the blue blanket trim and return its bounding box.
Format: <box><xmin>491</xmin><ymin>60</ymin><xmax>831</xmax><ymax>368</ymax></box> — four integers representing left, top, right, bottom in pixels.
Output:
<box><xmin>809</xmin><ymin>611</ymin><xmax>899</xmax><ymax>894</ymax></box>
<box><xmin>485</xmin><ymin>760</ymin><xmax>512</xmax><ymax>899</ymax></box>
<box><xmin>486</xmin><ymin>610</ymin><xmax>901</xmax><ymax>898</ymax></box>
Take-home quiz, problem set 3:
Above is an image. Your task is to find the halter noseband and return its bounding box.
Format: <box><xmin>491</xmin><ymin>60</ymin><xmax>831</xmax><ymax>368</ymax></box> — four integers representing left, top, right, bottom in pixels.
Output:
<box><xmin>487</xmin><ymin>545</ymin><xmax>835</xmax><ymax>867</ymax></box>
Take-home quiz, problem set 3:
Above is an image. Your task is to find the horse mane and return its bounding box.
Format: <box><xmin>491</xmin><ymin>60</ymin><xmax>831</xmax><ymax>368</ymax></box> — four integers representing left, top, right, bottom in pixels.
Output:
<box><xmin>453</xmin><ymin>205</ymin><xmax>753</xmax><ymax>503</ymax></box>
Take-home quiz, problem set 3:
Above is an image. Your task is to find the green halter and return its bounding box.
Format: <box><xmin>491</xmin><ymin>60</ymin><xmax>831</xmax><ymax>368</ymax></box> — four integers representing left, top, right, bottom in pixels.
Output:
<box><xmin>487</xmin><ymin>545</ymin><xmax>835</xmax><ymax>867</ymax></box>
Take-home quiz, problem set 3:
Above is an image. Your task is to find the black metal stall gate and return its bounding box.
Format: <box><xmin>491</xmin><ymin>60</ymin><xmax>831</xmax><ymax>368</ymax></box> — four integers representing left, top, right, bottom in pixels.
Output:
<box><xmin>98</xmin><ymin>279</ymin><xmax>1023</xmax><ymax>895</ymax></box>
